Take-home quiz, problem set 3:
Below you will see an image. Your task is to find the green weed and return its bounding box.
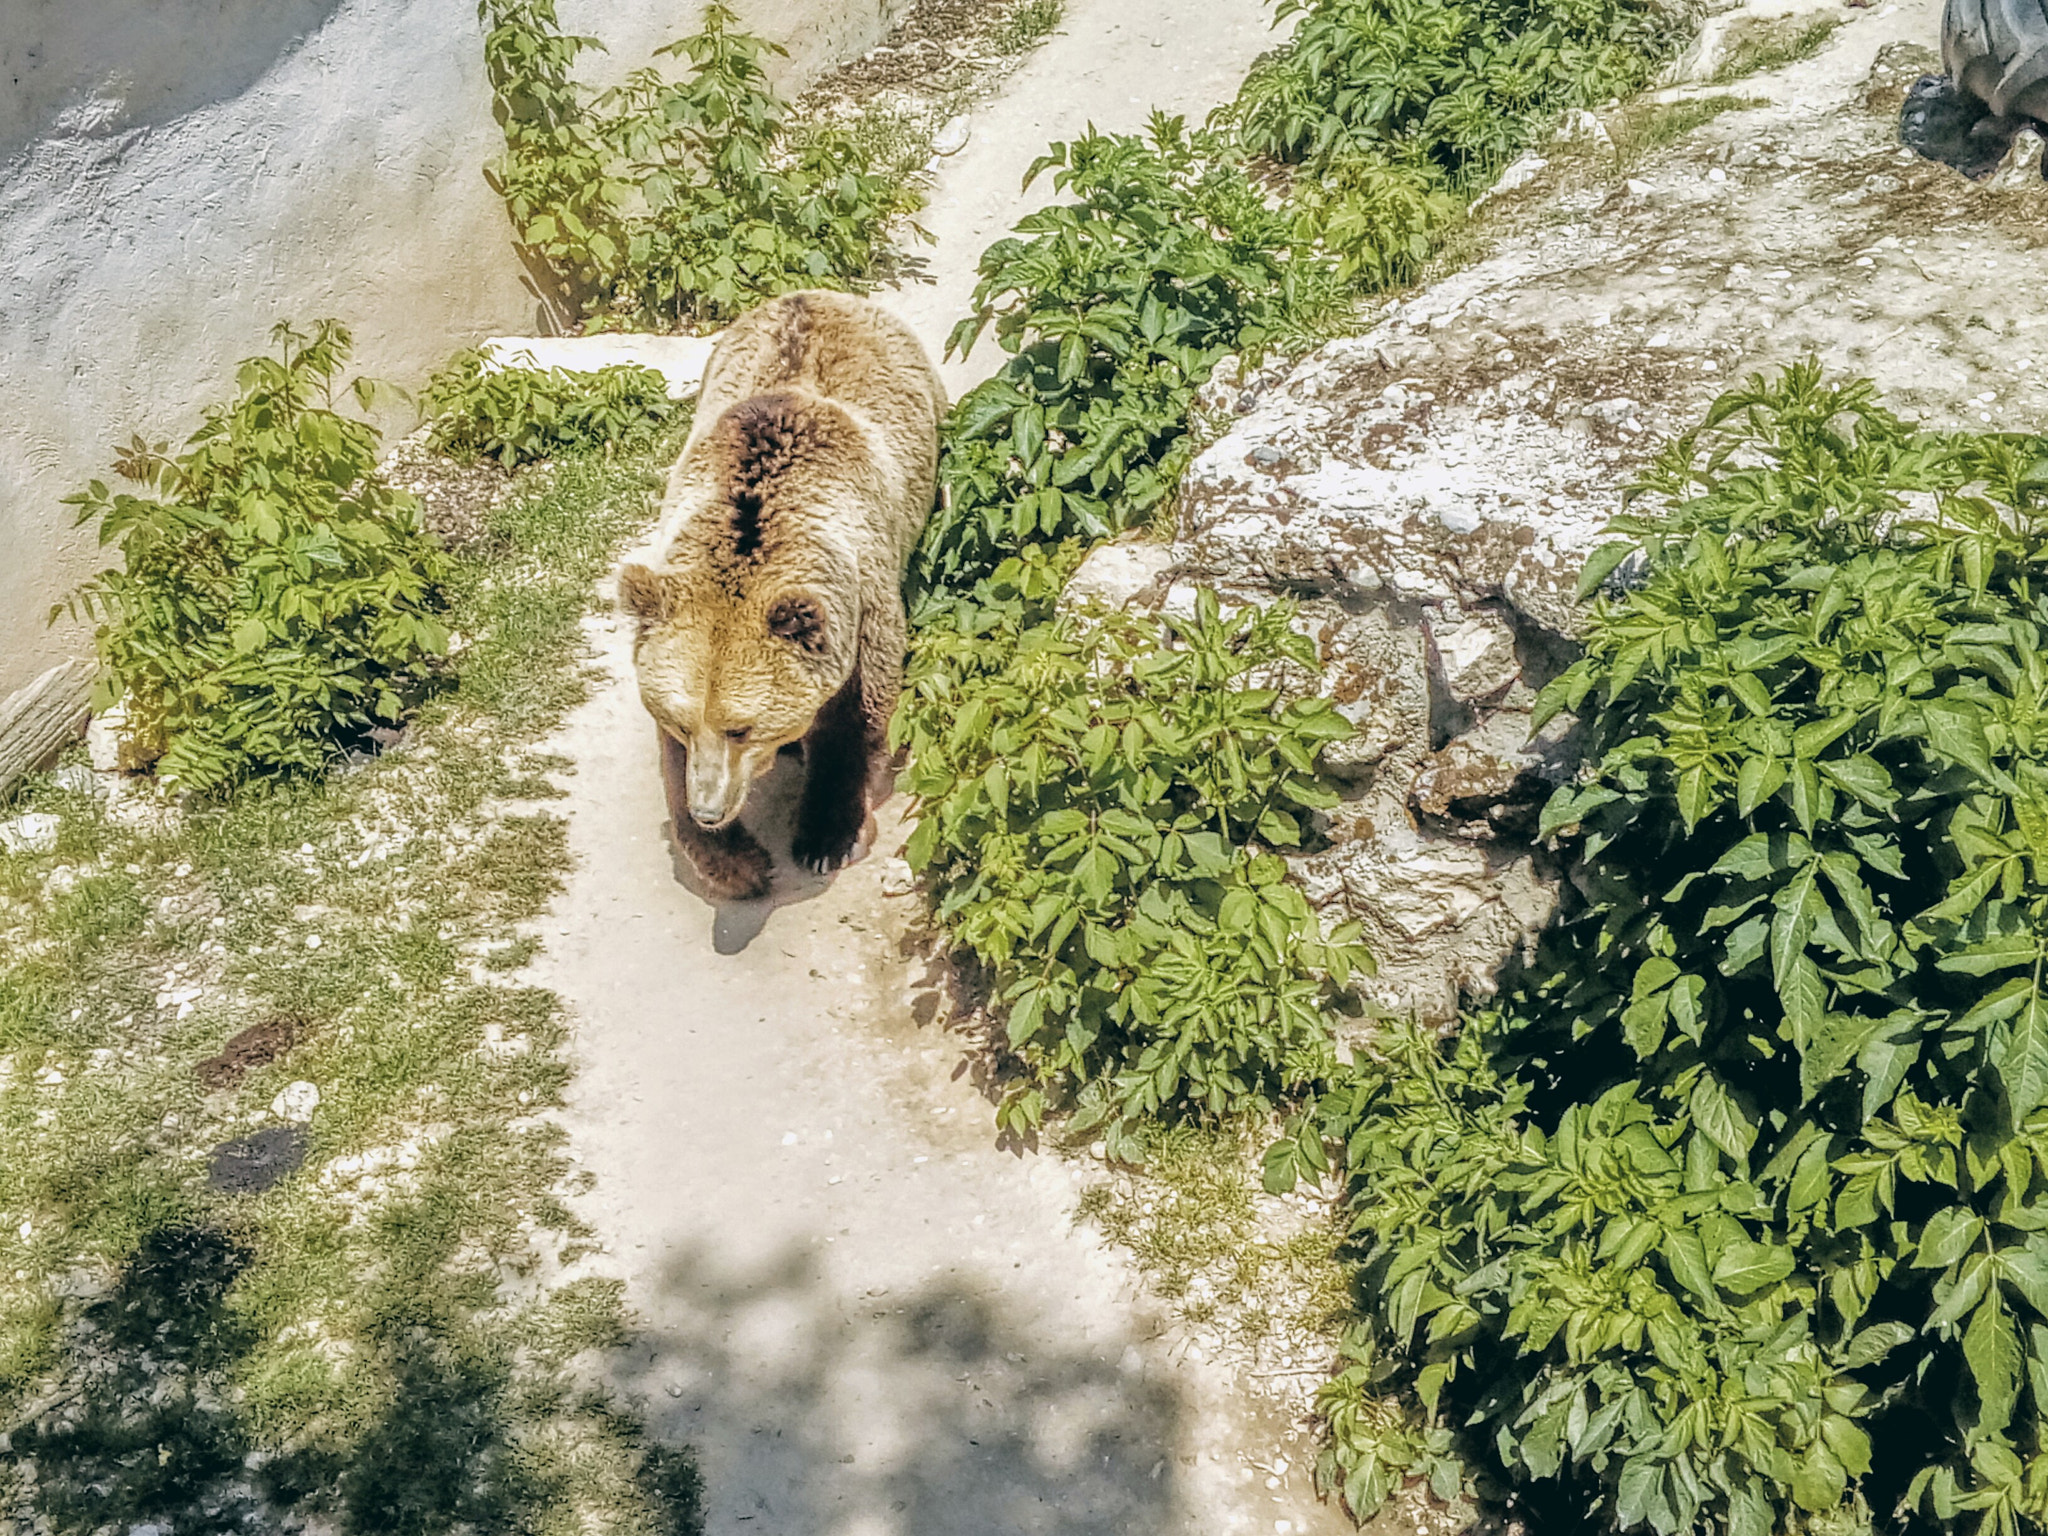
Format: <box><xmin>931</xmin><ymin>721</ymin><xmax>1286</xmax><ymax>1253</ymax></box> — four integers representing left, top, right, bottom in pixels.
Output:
<box><xmin>57</xmin><ymin>321</ymin><xmax>448</xmax><ymax>795</ymax></box>
<box><xmin>1610</xmin><ymin>92</ymin><xmax>1765</xmax><ymax>167</ymax></box>
<box><xmin>1710</xmin><ymin>13</ymin><xmax>1843</xmax><ymax>84</ymax></box>
<box><xmin>990</xmin><ymin>0</ymin><xmax>1065</xmax><ymax>56</ymax></box>
<box><xmin>423</xmin><ymin>349</ymin><xmax>676</xmax><ymax>468</ymax></box>
<box><xmin>1073</xmin><ymin>1122</ymin><xmax>1348</xmax><ymax>1353</ymax></box>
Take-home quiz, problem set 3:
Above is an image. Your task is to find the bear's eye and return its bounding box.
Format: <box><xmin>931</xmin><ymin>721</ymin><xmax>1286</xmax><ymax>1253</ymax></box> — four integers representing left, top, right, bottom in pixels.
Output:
<box><xmin>725</xmin><ymin>728</ymin><xmax>750</xmax><ymax>743</ymax></box>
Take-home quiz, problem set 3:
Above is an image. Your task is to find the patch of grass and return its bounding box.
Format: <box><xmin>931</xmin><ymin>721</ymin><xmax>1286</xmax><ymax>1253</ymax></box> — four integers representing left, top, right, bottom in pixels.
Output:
<box><xmin>1611</xmin><ymin>91</ymin><xmax>1765</xmax><ymax>166</ymax></box>
<box><xmin>0</xmin><ymin>420</ymin><xmax>698</xmax><ymax>1534</ymax></box>
<box><xmin>1709</xmin><ymin>12</ymin><xmax>1842</xmax><ymax>83</ymax></box>
<box><xmin>1072</xmin><ymin>1124</ymin><xmax>1347</xmax><ymax>1364</ymax></box>
<box><xmin>989</xmin><ymin>0</ymin><xmax>1063</xmax><ymax>55</ymax></box>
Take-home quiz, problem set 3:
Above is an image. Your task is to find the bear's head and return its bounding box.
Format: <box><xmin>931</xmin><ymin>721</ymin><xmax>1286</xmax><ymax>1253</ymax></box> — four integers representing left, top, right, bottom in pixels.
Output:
<box><xmin>617</xmin><ymin>558</ymin><xmax>857</xmax><ymax>830</ymax></box>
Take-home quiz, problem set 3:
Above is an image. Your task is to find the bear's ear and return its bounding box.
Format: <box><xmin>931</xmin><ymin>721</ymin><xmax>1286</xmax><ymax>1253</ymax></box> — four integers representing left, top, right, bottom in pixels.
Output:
<box><xmin>766</xmin><ymin>591</ymin><xmax>830</xmax><ymax>656</ymax></box>
<box><xmin>617</xmin><ymin>562</ymin><xmax>669</xmax><ymax>623</ymax></box>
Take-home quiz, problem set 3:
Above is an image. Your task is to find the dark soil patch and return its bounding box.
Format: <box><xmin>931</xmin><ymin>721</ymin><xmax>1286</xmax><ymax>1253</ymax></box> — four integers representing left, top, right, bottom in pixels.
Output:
<box><xmin>381</xmin><ymin>426</ymin><xmax>530</xmax><ymax>551</ymax></box>
<box><xmin>799</xmin><ymin>0</ymin><xmax>1060</xmax><ymax>110</ymax></box>
<box><xmin>195</xmin><ymin>1017</ymin><xmax>301</xmax><ymax>1091</ymax></box>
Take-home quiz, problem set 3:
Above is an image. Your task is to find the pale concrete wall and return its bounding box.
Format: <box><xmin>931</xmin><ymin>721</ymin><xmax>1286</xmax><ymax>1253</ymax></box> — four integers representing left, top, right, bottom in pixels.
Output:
<box><xmin>0</xmin><ymin>0</ymin><xmax>901</xmax><ymax>702</ymax></box>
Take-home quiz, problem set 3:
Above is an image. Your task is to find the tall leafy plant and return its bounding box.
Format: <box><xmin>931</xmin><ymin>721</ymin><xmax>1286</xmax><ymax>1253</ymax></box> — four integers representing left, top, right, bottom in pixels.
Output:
<box><xmin>478</xmin><ymin>1</ymin><xmax>918</xmax><ymax>330</ymax></box>
<box><xmin>898</xmin><ymin>584</ymin><xmax>1366</xmax><ymax>1145</ymax></box>
<box><xmin>1229</xmin><ymin>0</ymin><xmax>1682</xmax><ymax>177</ymax></box>
<box><xmin>1294</xmin><ymin>364</ymin><xmax>2048</xmax><ymax>1535</ymax></box>
<box><xmin>914</xmin><ymin>113</ymin><xmax>1345</xmax><ymax>613</ymax></box>
<box><xmin>61</xmin><ymin>321</ymin><xmax>447</xmax><ymax>793</ymax></box>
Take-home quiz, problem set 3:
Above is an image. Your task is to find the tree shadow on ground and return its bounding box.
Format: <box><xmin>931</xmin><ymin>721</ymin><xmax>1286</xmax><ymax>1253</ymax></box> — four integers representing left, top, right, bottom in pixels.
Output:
<box><xmin>616</xmin><ymin>1241</ymin><xmax>1190</xmax><ymax>1536</ymax></box>
<box><xmin>6</xmin><ymin>1216</ymin><xmax>701</xmax><ymax>1536</ymax></box>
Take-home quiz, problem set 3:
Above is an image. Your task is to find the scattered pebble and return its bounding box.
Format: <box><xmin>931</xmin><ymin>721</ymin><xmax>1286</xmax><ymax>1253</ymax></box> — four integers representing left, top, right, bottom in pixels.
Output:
<box><xmin>271</xmin><ymin>1080</ymin><xmax>321</xmax><ymax>1123</ymax></box>
<box><xmin>0</xmin><ymin>813</ymin><xmax>60</xmax><ymax>855</ymax></box>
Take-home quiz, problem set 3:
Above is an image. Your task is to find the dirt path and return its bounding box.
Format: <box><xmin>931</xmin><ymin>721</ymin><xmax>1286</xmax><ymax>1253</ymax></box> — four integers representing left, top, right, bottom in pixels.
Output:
<box><xmin>883</xmin><ymin>0</ymin><xmax>1287</xmax><ymax>398</ymax></box>
<box><xmin>531</xmin><ymin>3</ymin><xmax>1354</xmax><ymax>1534</ymax></box>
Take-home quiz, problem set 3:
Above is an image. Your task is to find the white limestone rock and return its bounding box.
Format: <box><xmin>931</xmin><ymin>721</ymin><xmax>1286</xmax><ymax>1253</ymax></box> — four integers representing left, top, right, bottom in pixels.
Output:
<box><xmin>1061</xmin><ymin>536</ymin><xmax>1179</xmax><ymax>613</ymax></box>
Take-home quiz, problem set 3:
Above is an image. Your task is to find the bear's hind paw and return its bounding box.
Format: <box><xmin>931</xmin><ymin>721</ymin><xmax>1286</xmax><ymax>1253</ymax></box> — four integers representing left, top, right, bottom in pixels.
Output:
<box><xmin>690</xmin><ymin>841</ymin><xmax>774</xmax><ymax>902</ymax></box>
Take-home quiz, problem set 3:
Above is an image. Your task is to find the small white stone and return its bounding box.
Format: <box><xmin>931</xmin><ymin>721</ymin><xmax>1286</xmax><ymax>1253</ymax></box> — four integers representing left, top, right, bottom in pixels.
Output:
<box><xmin>0</xmin><ymin>813</ymin><xmax>60</xmax><ymax>855</ymax></box>
<box><xmin>1707</xmin><ymin>167</ymin><xmax>1727</xmax><ymax>182</ymax></box>
<box><xmin>1089</xmin><ymin>1141</ymin><xmax>1108</xmax><ymax>1159</ymax></box>
<box><xmin>782</xmin><ymin>1131</ymin><xmax>799</xmax><ymax>1145</ymax></box>
<box><xmin>932</xmin><ymin>116</ymin><xmax>971</xmax><ymax>157</ymax></box>
<box><xmin>271</xmin><ymin>1080</ymin><xmax>320</xmax><ymax>1123</ymax></box>
<box><xmin>305</xmin><ymin>934</ymin><xmax>322</xmax><ymax>949</ymax></box>
<box><xmin>1624</xmin><ymin>177</ymin><xmax>1654</xmax><ymax>197</ymax></box>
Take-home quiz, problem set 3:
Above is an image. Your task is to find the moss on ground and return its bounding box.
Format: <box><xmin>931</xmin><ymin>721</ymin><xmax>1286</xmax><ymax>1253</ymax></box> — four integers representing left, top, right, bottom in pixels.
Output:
<box><xmin>0</xmin><ymin>427</ymin><xmax>700</xmax><ymax>1535</ymax></box>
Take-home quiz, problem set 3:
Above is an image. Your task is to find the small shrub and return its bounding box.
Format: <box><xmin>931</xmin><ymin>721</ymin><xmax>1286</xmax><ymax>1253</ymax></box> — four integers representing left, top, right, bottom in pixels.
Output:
<box><xmin>59</xmin><ymin>321</ymin><xmax>447</xmax><ymax>794</ymax></box>
<box><xmin>1285</xmin><ymin>149</ymin><xmax>1461</xmax><ymax>290</ymax></box>
<box><xmin>422</xmin><ymin>350</ymin><xmax>676</xmax><ymax>468</ymax></box>
<box><xmin>478</xmin><ymin>0</ymin><xmax>920</xmax><ymax>330</ymax></box>
<box><xmin>896</xmin><ymin>586</ymin><xmax>1368</xmax><ymax>1148</ymax></box>
<box><xmin>1229</xmin><ymin>0</ymin><xmax>1684</xmax><ymax>178</ymax></box>
<box><xmin>1295</xmin><ymin>363</ymin><xmax>2048</xmax><ymax>1534</ymax></box>
<box><xmin>915</xmin><ymin>113</ymin><xmax>1345</xmax><ymax>608</ymax></box>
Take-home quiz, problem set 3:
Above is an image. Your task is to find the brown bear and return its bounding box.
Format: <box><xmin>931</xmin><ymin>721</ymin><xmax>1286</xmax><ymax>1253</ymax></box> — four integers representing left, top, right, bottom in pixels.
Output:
<box><xmin>615</xmin><ymin>290</ymin><xmax>945</xmax><ymax>901</ymax></box>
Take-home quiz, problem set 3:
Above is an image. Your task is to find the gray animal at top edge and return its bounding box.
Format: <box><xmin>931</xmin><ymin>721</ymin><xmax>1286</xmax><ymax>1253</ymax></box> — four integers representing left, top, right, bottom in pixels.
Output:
<box><xmin>1902</xmin><ymin>0</ymin><xmax>2048</xmax><ymax>178</ymax></box>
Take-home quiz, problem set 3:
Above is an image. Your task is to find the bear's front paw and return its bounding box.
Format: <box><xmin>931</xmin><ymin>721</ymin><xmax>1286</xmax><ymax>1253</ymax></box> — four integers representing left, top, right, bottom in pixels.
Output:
<box><xmin>791</xmin><ymin>819</ymin><xmax>861</xmax><ymax>875</ymax></box>
<box><xmin>689</xmin><ymin>835</ymin><xmax>774</xmax><ymax>902</ymax></box>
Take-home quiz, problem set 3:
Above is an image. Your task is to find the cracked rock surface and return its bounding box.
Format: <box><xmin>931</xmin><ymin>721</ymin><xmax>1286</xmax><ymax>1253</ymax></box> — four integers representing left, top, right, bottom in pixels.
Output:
<box><xmin>1159</xmin><ymin>0</ymin><xmax>2048</xmax><ymax>1023</ymax></box>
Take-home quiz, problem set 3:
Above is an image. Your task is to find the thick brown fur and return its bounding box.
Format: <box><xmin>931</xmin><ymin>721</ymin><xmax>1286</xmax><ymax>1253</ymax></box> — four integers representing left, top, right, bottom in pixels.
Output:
<box><xmin>617</xmin><ymin>291</ymin><xmax>945</xmax><ymax>899</ymax></box>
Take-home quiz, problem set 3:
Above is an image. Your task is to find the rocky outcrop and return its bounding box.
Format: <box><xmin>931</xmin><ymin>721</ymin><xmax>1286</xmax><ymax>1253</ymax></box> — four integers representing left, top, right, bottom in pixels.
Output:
<box><xmin>1168</xmin><ymin>342</ymin><xmax>1613</xmax><ymax>1024</ymax></box>
<box><xmin>1093</xmin><ymin>0</ymin><xmax>2048</xmax><ymax>1023</ymax></box>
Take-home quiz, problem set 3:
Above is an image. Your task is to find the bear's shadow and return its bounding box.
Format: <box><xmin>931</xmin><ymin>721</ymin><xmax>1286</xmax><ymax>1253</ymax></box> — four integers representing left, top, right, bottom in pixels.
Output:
<box><xmin>662</xmin><ymin>744</ymin><xmax>885</xmax><ymax>955</ymax></box>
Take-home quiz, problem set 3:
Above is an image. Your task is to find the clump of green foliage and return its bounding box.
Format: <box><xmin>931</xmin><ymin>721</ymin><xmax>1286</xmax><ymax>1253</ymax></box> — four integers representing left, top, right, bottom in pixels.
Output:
<box><xmin>478</xmin><ymin>0</ymin><xmax>919</xmax><ymax>330</ymax></box>
<box><xmin>915</xmin><ymin>113</ymin><xmax>1345</xmax><ymax>606</ymax></box>
<box><xmin>899</xmin><ymin>585</ymin><xmax>1365</xmax><ymax>1147</ymax></box>
<box><xmin>423</xmin><ymin>349</ymin><xmax>676</xmax><ymax>467</ymax></box>
<box><xmin>1230</xmin><ymin>0</ymin><xmax>1683</xmax><ymax>176</ymax></box>
<box><xmin>1216</xmin><ymin>0</ymin><xmax>1686</xmax><ymax>294</ymax></box>
<box><xmin>60</xmin><ymin>320</ymin><xmax>447</xmax><ymax>795</ymax></box>
<box><xmin>1287</xmin><ymin>364</ymin><xmax>2048</xmax><ymax>1535</ymax></box>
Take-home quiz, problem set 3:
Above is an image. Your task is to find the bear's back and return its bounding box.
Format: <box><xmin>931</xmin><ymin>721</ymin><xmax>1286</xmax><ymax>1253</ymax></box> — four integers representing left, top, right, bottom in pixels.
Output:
<box><xmin>653</xmin><ymin>292</ymin><xmax>944</xmax><ymax>576</ymax></box>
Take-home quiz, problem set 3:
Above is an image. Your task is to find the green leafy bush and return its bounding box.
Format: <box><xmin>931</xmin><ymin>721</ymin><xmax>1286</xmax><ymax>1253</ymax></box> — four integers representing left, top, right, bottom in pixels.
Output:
<box><xmin>422</xmin><ymin>349</ymin><xmax>676</xmax><ymax>467</ymax></box>
<box><xmin>478</xmin><ymin>0</ymin><xmax>919</xmax><ymax>330</ymax></box>
<box><xmin>1229</xmin><ymin>0</ymin><xmax>1682</xmax><ymax>177</ymax></box>
<box><xmin>60</xmin><ymin>321</ymin><xmax>447</xmax><ymax>793</ymax></box>
<box><xmin>915</xmin><ymin>113</ymin><xmax>1344</xmax><ymax>609</ymax></box>
<box><xmin>897</xmin><ymin>580</ymin><xmax>1368</xmax><ymax>1148</ymax></box>
<box><xmin>1294</xmin><ymin>364</ymin><xmax>2048</xmax><ymax>1535</ymax></box>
